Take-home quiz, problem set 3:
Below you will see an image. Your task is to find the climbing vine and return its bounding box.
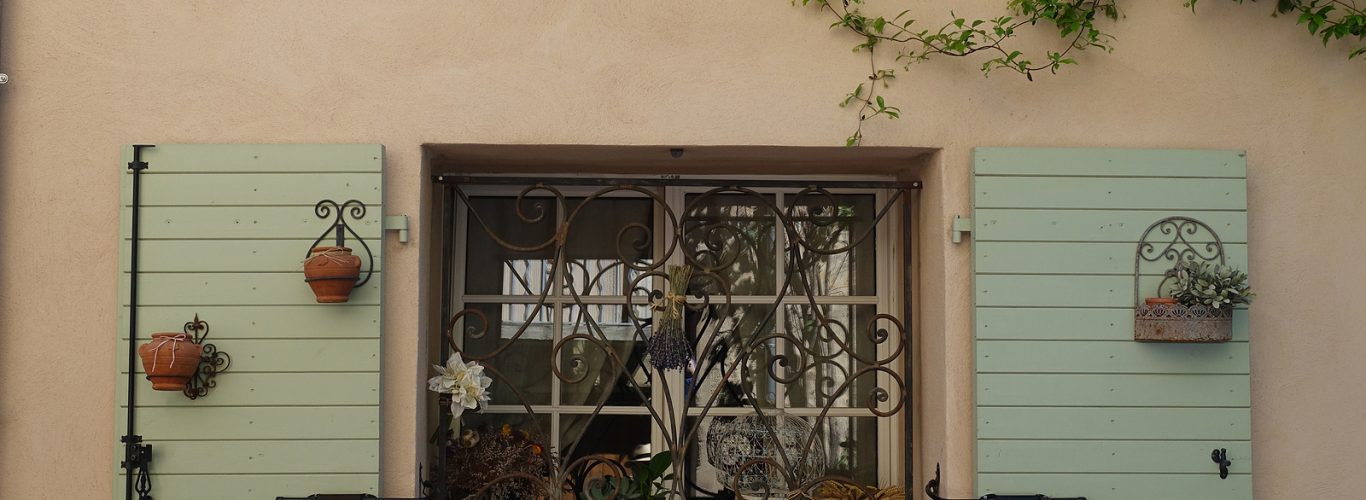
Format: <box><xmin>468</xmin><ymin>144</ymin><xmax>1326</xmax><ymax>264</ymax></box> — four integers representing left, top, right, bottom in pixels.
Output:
<box><xmin>1189</xmin><ymin>0</ymin><xmax>1366</xmax><ymax>59</ymax></box>
<box><xmin>801</xmin><ymin>0</ymin><xmax>1362</xmax><ymax>146</ymax></box>
<box><xmin>799</xmin><ymin>0</ymin><xmax>1121</xmax><ymax>145</ymax></box>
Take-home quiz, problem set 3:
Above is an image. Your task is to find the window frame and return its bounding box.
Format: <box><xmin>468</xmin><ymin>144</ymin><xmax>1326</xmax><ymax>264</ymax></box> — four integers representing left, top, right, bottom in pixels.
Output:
<box><xmin>437</xmin><ymin>176</ymin><xmax>911</xmax><ymax>494</ymax></box>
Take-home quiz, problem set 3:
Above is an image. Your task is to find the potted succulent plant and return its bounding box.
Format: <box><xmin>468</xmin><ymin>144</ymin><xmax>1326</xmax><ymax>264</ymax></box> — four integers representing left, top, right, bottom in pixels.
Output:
<box><xmin>303</xmin><ymin>246</ymin><xmax>362</xmax><ymax>303</ymax></box>
<box><xmin>1171</xmin><ymin>261</ymin><xmax>1254</xmax><ymax>311</ymax></box>
<box><xmin>1135</xmin><ymin>261</ymin><xmax>1253</xmax><ymax>342</ymax></box>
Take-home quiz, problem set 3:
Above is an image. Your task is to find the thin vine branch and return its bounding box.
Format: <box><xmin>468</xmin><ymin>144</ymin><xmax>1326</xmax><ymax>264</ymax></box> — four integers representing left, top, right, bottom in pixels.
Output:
<box><xmin>799</xmin><ymin>0</ymin><xmax>1121</xmax><ymax>145</ymax></box>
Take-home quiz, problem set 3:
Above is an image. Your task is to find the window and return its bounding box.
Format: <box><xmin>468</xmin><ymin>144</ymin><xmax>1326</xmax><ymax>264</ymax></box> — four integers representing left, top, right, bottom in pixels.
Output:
<box><xmin>435</xmin><ymin>179</ymin><xmax>910</xmax><ymax>498</ymax></box>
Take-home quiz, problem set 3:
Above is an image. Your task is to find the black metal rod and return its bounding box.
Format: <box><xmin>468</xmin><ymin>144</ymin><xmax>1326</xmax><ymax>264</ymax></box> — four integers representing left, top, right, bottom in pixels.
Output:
<box><xmin>124</xmin><ymin>144</ymin><xmax>154</xmax><ymax>500</ymax></box>
<box><xmin>434</xmin><ymin>175</ymin><xmax>922</xmax><ymax>190</ymax></box>
<box><xmin>432</xmin><ymin>184</ymin><xmax>456</xmax><ymax>498</ymax></box>
<box><xmin>904</xmin><ymin>186</ymin><xmax>917</xmax><ymax>489</ymax></box>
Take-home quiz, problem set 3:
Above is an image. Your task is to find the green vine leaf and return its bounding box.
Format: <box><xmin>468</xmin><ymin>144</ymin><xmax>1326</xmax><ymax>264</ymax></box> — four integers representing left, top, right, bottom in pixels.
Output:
<box><xmin>798</xmin><ymin>0</ymin><xmax>1121</xmax><ymax>145</ymax></box>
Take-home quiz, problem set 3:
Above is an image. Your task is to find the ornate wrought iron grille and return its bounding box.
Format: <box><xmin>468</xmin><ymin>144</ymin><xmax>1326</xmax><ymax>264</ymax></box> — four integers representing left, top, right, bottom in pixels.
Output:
<box><xmin>432</xmin><ymin>177</ymin><xmax>916</xmax><ymax>499</ymax></box>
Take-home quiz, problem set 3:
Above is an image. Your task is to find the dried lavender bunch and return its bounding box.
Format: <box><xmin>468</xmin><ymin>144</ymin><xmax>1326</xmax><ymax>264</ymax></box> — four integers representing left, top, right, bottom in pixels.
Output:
<box><xmin>647</xmin><ymin>265</ymin><xmax>693</xmax><ymax>371</ymax></box>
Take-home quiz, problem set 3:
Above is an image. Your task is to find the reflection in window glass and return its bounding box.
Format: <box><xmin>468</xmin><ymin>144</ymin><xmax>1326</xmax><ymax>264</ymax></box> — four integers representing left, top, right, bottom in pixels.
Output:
<box><xmin>460</xmin><ymin>303</ymin><xmax>553</xmax><ymax>406</ymax></box>
<box><xmin>683</xmin><ymin>194</ymin><xmax>777</xmax><ymax>295</ymax></box>
<box><xmin>788</xmin><ymin>193</ymin><xmax>877</xmax><ymax>297</ymax></box>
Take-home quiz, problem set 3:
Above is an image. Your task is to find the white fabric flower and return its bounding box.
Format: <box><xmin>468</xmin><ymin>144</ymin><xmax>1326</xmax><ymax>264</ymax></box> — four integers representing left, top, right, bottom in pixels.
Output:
<box><xmin>427</xmin><ymin>353</ymin><xmax>493</xmax><ymax>420</ymax></box>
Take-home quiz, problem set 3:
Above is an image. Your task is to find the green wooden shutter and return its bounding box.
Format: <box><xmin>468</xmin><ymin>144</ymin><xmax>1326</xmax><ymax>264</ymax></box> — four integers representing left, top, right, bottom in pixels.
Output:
<box><xmin>972</xmin><ymin>148</ymin><xmax>1251</xmax><ymax>499</ymax></box>
<box><xmin>116</xmin><ymin>145</ymin><xmax>384</xmax><ymax>499</ymax></box>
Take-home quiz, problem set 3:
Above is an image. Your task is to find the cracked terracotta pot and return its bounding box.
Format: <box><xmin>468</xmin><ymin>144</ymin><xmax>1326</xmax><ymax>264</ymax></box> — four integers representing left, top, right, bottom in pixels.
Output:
<box><xmin>304</xmin><ymin>246</ymin><xmax>362</xmax><ymax>303</ymax></box>
<box><xmin>138</xmin><ymin>333</ymin><xmax>204</xmax><ymax>391</ymax></box>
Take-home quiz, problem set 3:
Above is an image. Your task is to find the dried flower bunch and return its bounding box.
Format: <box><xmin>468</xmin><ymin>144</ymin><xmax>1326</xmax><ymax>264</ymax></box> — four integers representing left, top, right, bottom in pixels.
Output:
<box><xmin>1171</xmin><ymin>261</ymin><xmax>1254</xmax><ymax>310</ymax></box>
<box><xmin>445</xmin><ymin>423</ymin><xmax>548</xmax><ymax>500</ymax></box>
<box><xmin>428</xmin><ymin>352</ymin><xmax>493</xmax><ymax>419</ymax></box>
<box><xmin>647</xmin><ymin>265</ymin><xmax>693</xmax><ymax>371</ymax></box>
<box><xmin>811</xmin><ymin>482</ymin><xmax>906</xmax><ymax>500</ymax></box>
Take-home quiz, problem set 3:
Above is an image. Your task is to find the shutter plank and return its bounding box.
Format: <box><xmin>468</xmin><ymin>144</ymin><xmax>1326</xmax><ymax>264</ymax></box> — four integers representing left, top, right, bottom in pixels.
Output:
<box><xmin>977</xmin><ymin>340</ymin><xmax>1250</xmax><ymax>374</ymax></box>
<box><xmin>127</xmin><ymin>305</ymin><xmax>380</xmax><ymax>339</ymax></box>
<box><xmin>977</xmin><ymin>307</ymin><xmax>1249</xmax><ymax>341</ymax></box>
<box><xmin>974</xmin><ymin>209</ymin><xmax>1246</xmax><ymax>242</ymax></box>
<box><xmin>979</xmin><ymin>440</ymin><xmax>1251</xmax><ymax>474</ymax></box>
<box><xmin>137</xmin><ymin>407</ymin><xmax>379</xmax><ymax>440</ymax></box>
<box><xmin>126</xmin><ymin>474</ymin><xmax>379</xmax><ymax>500</ymax></box>
<box><xmin>978</xmin><ymin>407</ymin><xmax>1251</xmax><ymax>440</ymax></box>
<box><xmin>124</xmin><ymin>173</ymin><xmax>381</xmax><ymax>206</ymax></box>
<box><xmin>120</xmin><ymin>273</ymin><xmax>381</xmax><ymax>306</ymax></box>
<box><xmin>979</xmin><ymin>474</ymin><xmax>1251</xmax><ymax>500</ymax></box>
<box><xmin>138</xmin><ymin>440</ymin><xmax>378</xmax><ymax>474</ymax></box>
<box><xmin>975</xmin><ymin>242</ymin><xmax>1248</xmax><ymax>275</ymax></box>
<box><xmin>973</xmin><ymin>148</ymin><xmax>1246</xmax><ymax>178</ymax></box>
<box><xmin>118</xmin><ymin>373</ymin><xmax>379</xmax><ymax>407</ymax></box>
<box><xmin>978</xmin><ymin>374</ymin><xmax>1250</xmax><ymax>407</ymax></box>
<box><xmin>121</xmin><ymin>206</ymin><xmax>382</xmax><ymax>239</ymax></box>
<box><xmin>127</xmin><ymin>144</ymin><xmax>383</xmax><ymax>173</ymax></box>
<box><xmin>976</xmin><ymin>177</ymin><xmax>1246</xmax><ymax>210</ymax></box>
<box><xmin>119</xmin><ymin>339</ymin><xmax>380</xmax><ymax>373</ymax></box>
<box><xmin>124</xmin><ymin>240</ymin><xmax>383</xmax><ymax>272</ymax></box>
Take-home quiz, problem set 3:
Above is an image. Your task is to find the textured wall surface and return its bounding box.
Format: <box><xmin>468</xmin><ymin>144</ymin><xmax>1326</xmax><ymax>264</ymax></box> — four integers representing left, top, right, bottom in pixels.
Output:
<box><xmin>0</xmin><ymin>1</ymin><xmax>1362</xmax><ymax>498</ymax></box>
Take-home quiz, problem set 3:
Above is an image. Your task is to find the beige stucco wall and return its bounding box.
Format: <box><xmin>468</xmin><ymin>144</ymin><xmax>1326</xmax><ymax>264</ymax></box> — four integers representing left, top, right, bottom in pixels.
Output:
<box><xmin>0</xmin><ymin>1</ymin><xmax>1362</xmax><ymax>498</ymax></box>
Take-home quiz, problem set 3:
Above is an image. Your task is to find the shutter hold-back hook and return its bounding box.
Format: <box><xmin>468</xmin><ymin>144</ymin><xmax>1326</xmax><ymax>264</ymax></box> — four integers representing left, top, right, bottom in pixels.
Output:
<box><xmin>1211</xmin><ymin>448</ymin><xmax>1231</xmax><ymax>479</ymax></box>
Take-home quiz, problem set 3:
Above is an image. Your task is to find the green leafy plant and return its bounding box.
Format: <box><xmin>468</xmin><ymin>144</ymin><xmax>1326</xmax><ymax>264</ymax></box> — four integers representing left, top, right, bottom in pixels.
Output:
<box><xmin>1187</xmin><ymin>0</ymin><xmax>1366</xmax><ymax>60</ymax></box>
<box><xmin>797</xmin><ymin>0</ymin><xmax>1121</xmax><ymax>145</ymax></box>
<box><xmin>583</xmin><ymin>451</ymin><xmax>674</xmax><ymax>500</ymax></box>
<box><xmin>1171</xmin><ymin>261</ymin><xmax>1255</xmax><ymax>310</ymax></box>
<box><xmin>799</xmin><ymin>0</ymin><xmax>1362</xmax><ymax>145</ymax></box>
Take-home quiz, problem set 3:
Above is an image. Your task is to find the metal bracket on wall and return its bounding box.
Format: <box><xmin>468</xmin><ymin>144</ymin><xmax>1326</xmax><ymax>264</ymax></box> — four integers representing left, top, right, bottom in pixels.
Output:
<box><xmin>307</xmin><ymin>199</ymin><xmax>376</xmax><ymax>288</ymax></box>
<box><xmin>182</xmin><ymin>314</ymin><xmax>231</xmax><ymax>400</ymax></box>
<box><xmin>383</xmin><ymin>214</ymin><xmax>409</xmax><ymax>244</ymax></box>
<box><xmin>952</xmin><ymin>216</ymin><xmax>972</xmax><ymax>244</ymax></box>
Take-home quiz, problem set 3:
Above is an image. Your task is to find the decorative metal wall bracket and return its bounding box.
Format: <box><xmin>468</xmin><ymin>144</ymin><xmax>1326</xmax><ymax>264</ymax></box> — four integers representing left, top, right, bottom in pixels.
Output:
<box><xmin>1133</xmin><ymin>216</ymin><xmax>1233</xmax><ymax>342</ymax></box>
<box><xmin>306</xmin><ymin>199</ymin><xmax>375</xmax><ymax>288</ymax></box>
<box><xmin>182</xmin><ymin>315</ymin><xmax>231</xmax><ymax>400</ymax></box>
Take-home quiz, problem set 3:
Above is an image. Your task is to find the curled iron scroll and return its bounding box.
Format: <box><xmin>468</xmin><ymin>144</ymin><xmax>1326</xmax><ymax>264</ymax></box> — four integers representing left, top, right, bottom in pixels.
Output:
<box><xmin>1133</xmin><ymin>216</ymin><xmax>1227</xmax><ymax>307</ymax></box>
<box><xmin>306</xmin><ymin>199</ymin><xmax>375</xmax><ymax>288</ymax></box>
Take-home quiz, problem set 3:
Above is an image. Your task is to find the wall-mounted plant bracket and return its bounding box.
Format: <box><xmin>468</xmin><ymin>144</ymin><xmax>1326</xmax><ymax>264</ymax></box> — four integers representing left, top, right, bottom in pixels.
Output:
<box><xmin>1133</xmin><ymin>216</ymin><xmax>1233</xmax><ymax>342</ymax></box>
<box><xmin>303</xmin><ymin>199</ymin><xmax>375</xmax><ymax>303</ymax></box>
<box><xmin>182</xmin><ymin>314</ymin><xmax>230</xmax><ymax>400</ymax></box>
<box><xmin>306</xmin><ymin>199</ymin><xmax>375</xmax><ymax>287</ymax></box>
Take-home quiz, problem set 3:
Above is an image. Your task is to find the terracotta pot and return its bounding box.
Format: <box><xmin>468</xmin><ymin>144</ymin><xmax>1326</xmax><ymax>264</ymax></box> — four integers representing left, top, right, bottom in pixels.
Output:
<box><xmin>138</xmin><ymin>333</ymin><xmax>204</xmax><ymax>391</ymax></box>
<box><xmin>304</xmin><ymin>246</ymin><xmax>362</xmax><ymax>303</ymax></box>
<box><xmin>1145</xmin><ymin>297</ymin><xmax>1178</xmax><ymax>306</ymax></box>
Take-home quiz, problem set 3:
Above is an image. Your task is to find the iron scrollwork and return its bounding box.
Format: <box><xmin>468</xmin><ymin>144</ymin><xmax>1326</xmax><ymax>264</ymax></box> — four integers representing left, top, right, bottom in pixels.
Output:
<box><xmin>433</xmin><ymin>181</ymin><xmax>913</xmax><ymax>499</ymax></box>
<box><xmin>1133</xmin><ymin>216</ymin><xmax>1227</xmax><ymax>303</ymax></box>
<box><xmin>181</xmin><ymin>314</ymin><xmax>230</xmax><ymax>400</ymax></box>
<box><xmin>307</xmin><ymin>199</ymin><xmax>376</xmax><ymax>288</ymax></box>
